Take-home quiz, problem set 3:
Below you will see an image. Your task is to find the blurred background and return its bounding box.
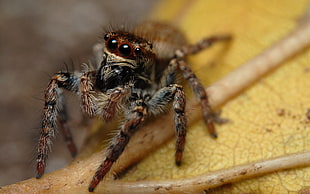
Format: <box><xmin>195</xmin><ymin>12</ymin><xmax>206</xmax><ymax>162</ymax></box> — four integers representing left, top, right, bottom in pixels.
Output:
<box><xmin>0</xmin><ymin>0</ymin><xmax>157</xmax><ymax>186</ymax></box>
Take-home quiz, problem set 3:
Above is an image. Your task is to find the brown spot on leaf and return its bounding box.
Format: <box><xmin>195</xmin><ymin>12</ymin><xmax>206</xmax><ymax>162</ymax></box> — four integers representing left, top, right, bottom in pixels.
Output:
<box><xmin>304</xmin><ymin>67</ymin><xmax>310</xmax><ymax>73</ymax></box>
<box><xmin>277</xmin><ymin>108</ymin><xmax>285</xmax><ymax>116</ymax></box>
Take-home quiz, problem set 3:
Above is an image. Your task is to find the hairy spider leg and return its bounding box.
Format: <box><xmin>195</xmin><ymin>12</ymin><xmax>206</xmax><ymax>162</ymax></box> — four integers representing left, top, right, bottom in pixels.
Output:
<box><xmin>81</xmin><ymin>71</ymin><xmax>129</xmax><ymax>121</ymax></box>
<box><xmin>100</xmin><ymin>87</ymin><xmax>129</xmax><ymax>121</ymax></box>
<box><xmin>88</xmin><ymin>99</ymin><xmax>148</xmax><ymax>192</ymax></box>
<box><xmin>36</xmin><ymin>72</ymin><xmax>79</xmax><ymax>178</ymax></box>
<box><xmin>173</xmin><ymin>85</ymin><xmax>186</xmax><ymax>166</ymax></box>
<box><xmin>80</xmin><ymin>71</ymin><xmax>97</xmax><ymax>117</ymax></box>
<box><xmin>174</xmin><ymin>35</ymin><xmax>232</xmax><ymax>138</ymax></box>
<box><xmin>147</xmin><ymin>84</ymin><xmax>187</xmax><ymax>166</ymax></box>
<box><xmin>177</xmin><ymin>35</ymin><xmax>232</xmax><ymax>57</ymax></box>
<box><xmin>178</xmin><ymin>59</ymin><xmax>217</xmax><ymax>137</ymax></box>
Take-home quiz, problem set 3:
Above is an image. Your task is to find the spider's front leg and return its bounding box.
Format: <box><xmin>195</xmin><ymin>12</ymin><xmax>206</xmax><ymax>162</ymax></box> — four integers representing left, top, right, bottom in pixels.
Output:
<box><xmin>80</xmin><ymin>71</ymin><xmax>97</xmax><ymax>116</ymax></box>
<box><xmin>36</xmin><ymin>72</ymin><xmax>79</xmax><ymax>178</ymax></box>
<box><xmin>98</xmin><ymin>87</ymin><xmax>130</xmax><ymax>121</ymax></box>
<box><xmin>80</xmin><ymin>71</ymin><xmax>128</xmax><ymax>121</ymax></box>
<box><xmin>88</xmin><ymin>98</ymin><xmax>147</xmax><ymax>192</ymax></box>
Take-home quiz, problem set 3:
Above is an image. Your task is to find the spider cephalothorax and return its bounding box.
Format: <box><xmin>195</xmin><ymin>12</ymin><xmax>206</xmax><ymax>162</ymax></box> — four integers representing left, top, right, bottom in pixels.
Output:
<box><xmin>35</xmin><ymin>22</ymin><xmax>231</xmax><ymax>192</ymax></box>
<box><xmin>96</xmin><ymin>31</ymin><xmax>155</xmax><ymax>92</ymax></box>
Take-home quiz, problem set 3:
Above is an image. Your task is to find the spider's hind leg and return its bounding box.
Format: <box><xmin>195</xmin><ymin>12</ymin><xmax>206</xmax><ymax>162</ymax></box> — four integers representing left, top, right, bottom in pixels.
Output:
<box><xmin>173</xmin><ymin>35</ymin><xmax>232</xmax><ymax>138</ymax></box>
<box><xmin>178</xmin><ymin>59</ymin><xmax>218</xmax><ymax>137</ymax></box>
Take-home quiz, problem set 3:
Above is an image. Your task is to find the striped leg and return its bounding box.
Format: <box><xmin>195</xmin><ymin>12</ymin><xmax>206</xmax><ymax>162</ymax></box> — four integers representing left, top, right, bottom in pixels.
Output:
<box><xmin>175</xmin><ymin>35</ymin><xmax>232</xmax><ymax>57</ymax></box>
<box><xmin>172</xmin><ymin>85</ymin><xmax>186</xmax><ymax>166</ymax></box>
<box><xmin>88</xmin><ymin>100</ymin><xmax>147</xmax><ymax>192</ymax></box>
<box><xmin>147</xmin><ymin>84</ymin><xmax>187</xmax><ymax>166</ymax></box>
<box><xmin>178</xmin><ymin>59</ymin><xmax>217</xmax><ymax>137</ymax></box>
<box><xmin>36</xmin><ymin>72</ymin><xmax>79</xmax><ymax>178</ymax></box>
<box><xmin>172</xmin><ymin>35</ymin><xmax>231</xmax><ymax>138</ymax></box>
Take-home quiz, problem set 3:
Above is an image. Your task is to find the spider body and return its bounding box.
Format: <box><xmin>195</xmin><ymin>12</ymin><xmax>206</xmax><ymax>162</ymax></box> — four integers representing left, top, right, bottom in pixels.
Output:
<box><xmin>35</xmin><ymin>22</ymin><xmax>231</xmax><ymax>192</ymax></box>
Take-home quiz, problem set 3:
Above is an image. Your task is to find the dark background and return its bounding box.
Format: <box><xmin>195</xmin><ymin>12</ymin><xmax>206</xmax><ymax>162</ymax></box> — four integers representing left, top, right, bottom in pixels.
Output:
<box><xmin>0</xmin><ymin>0</ymin><xmax>157</xmax><ymax>186</ymax></box>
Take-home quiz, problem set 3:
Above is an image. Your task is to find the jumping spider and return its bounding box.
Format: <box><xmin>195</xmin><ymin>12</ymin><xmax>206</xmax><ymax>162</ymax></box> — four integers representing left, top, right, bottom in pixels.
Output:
<box><xmin>35</xmin><ymin>22</ymin><xmax>231</xmax><ymax>192</ymax></box>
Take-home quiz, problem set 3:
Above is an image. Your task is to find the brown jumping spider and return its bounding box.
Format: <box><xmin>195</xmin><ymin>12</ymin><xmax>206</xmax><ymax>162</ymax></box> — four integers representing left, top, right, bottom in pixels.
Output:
<box><xmin>35</xmin><ymin>22</ymin><xmax>231</xmax><ymax>192</ymax></box>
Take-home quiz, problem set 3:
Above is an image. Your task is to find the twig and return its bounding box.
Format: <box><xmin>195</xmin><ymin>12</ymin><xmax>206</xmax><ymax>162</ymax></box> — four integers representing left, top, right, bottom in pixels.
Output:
<box><xmin>96</xmin><ymin>151</ymin><xmax>310</xmax><ymax>194</ymax></box>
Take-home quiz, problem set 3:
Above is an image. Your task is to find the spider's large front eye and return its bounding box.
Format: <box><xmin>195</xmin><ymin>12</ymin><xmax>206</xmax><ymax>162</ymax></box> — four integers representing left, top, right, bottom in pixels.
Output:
<box><xmin>107</xmin><ymin>38</ymin><xmax>118</xmax><ymax>51</ymax></box>
<box><xmin>119</xmin><ymin>44</ymin><xmax>131</xmax><ymax>57</ymax></box>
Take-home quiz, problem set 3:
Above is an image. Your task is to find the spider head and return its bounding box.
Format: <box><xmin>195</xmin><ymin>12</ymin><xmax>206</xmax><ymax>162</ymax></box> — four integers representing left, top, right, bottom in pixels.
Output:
<box><xmin>95</xmin><ymin>31</ymin><xmax>155</xmax><ymax>91</ymax></box>
<box><xmin>102</xmin><ymin>31</ymin><xmax>155</xmax><ymax>68</ymax></box>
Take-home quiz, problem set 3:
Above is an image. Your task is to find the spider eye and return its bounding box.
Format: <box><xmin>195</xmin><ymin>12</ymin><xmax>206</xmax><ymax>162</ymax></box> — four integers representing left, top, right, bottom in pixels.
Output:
<box><xmin>104</xmin><ymin>33</ymin><xmax>109</xmax><ymax>40</ymax></box>
<box><xmin>107</xmin><ymin>38</ymin><xmax>118</xmax><ymax>51</ymax></box>
<box><xmin>135</xmin><ymin>47</ymin><xmax>141</xmax><ymax>55</ymax></box>
<box><xmin>119</xmin><ymin>44</ymin><xmax>131</xmax><ymax>57</ymax></box>
<box><xmin>134</xmin><ymin>47</ymin><xmax>141</xmax><ymax>55</ymax></box>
